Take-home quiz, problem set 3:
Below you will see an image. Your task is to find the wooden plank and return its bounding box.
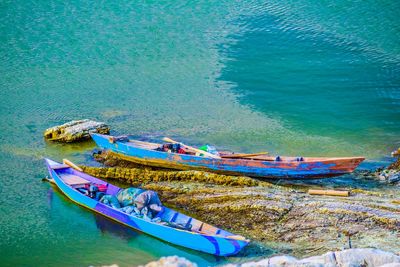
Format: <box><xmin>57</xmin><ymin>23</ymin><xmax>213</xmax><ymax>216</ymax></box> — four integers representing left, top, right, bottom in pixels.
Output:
<box><xmin>129</xmin><ymin>139</ymin><xmax>161</xmax><ymax>147</ymax></box>
<box><xmin>199</xmin><ymin>223</ymin><xmax>219</xmax><ymax>235</ymax></box>
<box><xmin>61</xmin><ymin>174</ymin><xmax>89</xmax><ymax>186</ymax></box>
<box><xmin>128</xmin><ymin>140</ymin><xmax>160</xmax><ymax>150</ymax></box>
<box><xmin>221</xmin><ymin>152</ymin><xmax>268</xmax><ymax>159</ymax></box>
<box><xmin>226</xmin><ymin>235</ymin><xmax>247</xmax><ymax>241</ymax></box>
<box><xmin>190</xmin><ymin>220</ymin><xmax>204</xmax><ymax>232</ymax></box>
<box><xmin>308</xmin><ymin>189</ymin><xmax>350</xmax><ymax>197</ymax></box>
<box><xmin>51</xmin><ymin>164</ymin><xmax>70</xmax><ymax>170</ymax></box>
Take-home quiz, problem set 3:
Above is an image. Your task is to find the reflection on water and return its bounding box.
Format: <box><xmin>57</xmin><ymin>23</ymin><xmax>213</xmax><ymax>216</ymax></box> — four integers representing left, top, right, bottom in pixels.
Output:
<box><xmin>46</xmin><ymin>187</ymin><xmax>54</xmax><ymax>208</ymax></box>
<box><xmin>94</xmin><ymin>213</ymin><xmax>140</xmax><ymax>241</ymax></box>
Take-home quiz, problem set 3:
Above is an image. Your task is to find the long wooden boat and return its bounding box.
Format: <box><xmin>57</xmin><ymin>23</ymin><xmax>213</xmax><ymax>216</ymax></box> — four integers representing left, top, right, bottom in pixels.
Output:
<box><xmin>90</xmin><ymin>133</ymin><xmax>365</xmax><ymax>179</ymax></box>
<box><xmin>44</xmin><ymin>158</ymin><xmax>249</xmax><ymax>256</ymax></box>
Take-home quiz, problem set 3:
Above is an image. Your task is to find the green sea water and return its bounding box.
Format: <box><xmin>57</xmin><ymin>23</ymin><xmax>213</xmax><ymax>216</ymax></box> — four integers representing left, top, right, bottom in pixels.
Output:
<box><xmin>0</xmin><ymin>1</ymin><xmax>399</xmax><ymax>266</ymax></box>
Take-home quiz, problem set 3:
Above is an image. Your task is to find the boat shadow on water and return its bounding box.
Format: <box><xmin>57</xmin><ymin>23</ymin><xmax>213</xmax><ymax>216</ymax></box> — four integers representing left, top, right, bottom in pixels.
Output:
<box><xmin>91</xmin><ymin>213</ymin><xmax>272</xmax><ymax>263</ymax></box>
<box><xmin>94</xmin><ymin>213</ymin><xmax>140</xmax><ymax>241</ymax></box>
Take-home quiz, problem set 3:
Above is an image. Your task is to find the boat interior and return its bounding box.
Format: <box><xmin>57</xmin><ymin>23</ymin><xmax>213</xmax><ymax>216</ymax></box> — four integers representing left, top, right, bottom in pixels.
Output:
<box><xmin>53</xmin><ymin>166</ymin><xmax>239</xmax><ymax>239</ymax></box>
<box><xmin>119</xmin><ymin>137</ymin><xmax>360</xmax><ymax>163</ymax></box>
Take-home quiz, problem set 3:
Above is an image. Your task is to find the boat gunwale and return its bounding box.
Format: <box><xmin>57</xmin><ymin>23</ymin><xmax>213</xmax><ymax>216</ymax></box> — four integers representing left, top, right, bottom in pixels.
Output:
<box><xmin>123</xmin><ymin>138</ymin><xmax>365</xmax><ymax>163</ymax></box>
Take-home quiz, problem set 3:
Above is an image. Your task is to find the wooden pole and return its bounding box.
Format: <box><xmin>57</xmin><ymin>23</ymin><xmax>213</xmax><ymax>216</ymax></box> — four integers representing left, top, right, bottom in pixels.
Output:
<box><xmin>221</xmin><ymin>152</ymin><xmax>268</xmax><ymax>159</ymax></box>
<box><xmin>308</xmin><ymin>189</ymin><xmax>350</xmax><ymax>197</ymax></box>
<box><xmin>63</xmin><ymin>158</ymin><xmax>83</xmax><ymax>172</ymax></box>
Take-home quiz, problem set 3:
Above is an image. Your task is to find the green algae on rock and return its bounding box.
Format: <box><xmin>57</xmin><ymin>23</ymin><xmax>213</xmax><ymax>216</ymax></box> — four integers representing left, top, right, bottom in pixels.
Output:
<box><xmin>81</xmin><ymin>165</ymin><xmax>269</xmax><ymax>187</ymax></box>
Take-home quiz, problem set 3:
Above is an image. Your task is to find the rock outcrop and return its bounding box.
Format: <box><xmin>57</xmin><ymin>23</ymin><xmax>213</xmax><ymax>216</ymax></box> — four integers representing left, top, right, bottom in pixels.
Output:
<box><xmin>81</xmin><ymin>152</ymin><xmax>400</xmax><ymax>257</ymax></box>
<box><xmin>236</xmin><ymin>248</ymin><xmax>400</xmax><ymax>267</ymax></box>
<box><xmin>378</xmin><ymin>169</ymin><xmax>400</xmax><ymax>183</ymax></box>
<box><xmin>139</xmin><ymin>249</ymin><xmax>400</xmax><ymax>267</ymax></box>
<box><xmin>142</xmin><ymin>248</ymin><xmax>400</xmax><ymax>267</ymax></box>
<box><xmin>354</xmin><ymin>151</ymin><xmax>400</xmax><ymax>184</ymax></box>
<box><xmin>377</xmin><ymin>152</ymin><xmax>400</xmax><ymax>184</ymax></box>
<box><xmin>44</xmin><ymin>119</ymin><xmax>110</xmax><ymax>142</ymax></box>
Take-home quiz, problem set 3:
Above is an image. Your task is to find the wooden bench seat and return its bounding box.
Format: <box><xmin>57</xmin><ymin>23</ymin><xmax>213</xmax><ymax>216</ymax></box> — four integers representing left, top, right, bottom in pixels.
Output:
<box><xmin>61</xmin><ymin>174</ymin><xmax>90</xmax><ymax>187</ymax></box>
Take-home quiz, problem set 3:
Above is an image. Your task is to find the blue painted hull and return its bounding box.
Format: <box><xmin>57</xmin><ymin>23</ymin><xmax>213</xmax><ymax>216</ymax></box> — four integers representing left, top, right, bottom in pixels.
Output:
<box><xmin>44</xmin><ymin>158</ymin><xmax>248</xmax><ymax>256</ymax></box>
<box><xmin>90</xmin><ymin>133</ymin><xmax>365</xmax><ymax>179</ymax></box>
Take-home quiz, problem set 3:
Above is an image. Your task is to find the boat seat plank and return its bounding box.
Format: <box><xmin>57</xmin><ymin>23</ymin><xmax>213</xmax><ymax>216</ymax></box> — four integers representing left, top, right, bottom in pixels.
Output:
<box><xmin>174</xmin><ymin>213</ymin><xmax>192</xmax><ymax>226</ymax></box>
<box><xmin>51</xmin><ymin>164</ymin><xmax>70</xmax><ymax>169</ymax></box>
<box><xmin>128</xmin><ymin>140</ymin><xmax>160</xmax><ymax>150</ymax></box>
<box><xmin>128</xmin><ymin>143</ymin><xmax>159</xmax><ymax>150</ymax></box>
<box><xmin>200</xmin><ymin>223</ymin><xmax>219</xmax><ymax>235</ymax></box>
<box><xmin>190</xmin><ymin>220</ymin><xmax>204</xmax><ymax>232</ymax></box>
<box><xmin>61</xmin><ymin>174</ymin><xmax>90</xmax><ymax>186</ymax></box>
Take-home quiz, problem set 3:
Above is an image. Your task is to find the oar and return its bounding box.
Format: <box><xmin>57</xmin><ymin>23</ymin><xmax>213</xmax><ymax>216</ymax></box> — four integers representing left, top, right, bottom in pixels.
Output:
<box><xmin>63</xmin><ymin>158</ymin><xmax>83</xmax><ymax>172</ymax></box>
<box><xmin>162</xmin><ymin>137</ymin><xmax>221</xmax><ymax>159</ymax></box>
<box><xmin>221</xmin><ymin>152</ymin><xmax>269</xmax><ymax>159</ymax></box>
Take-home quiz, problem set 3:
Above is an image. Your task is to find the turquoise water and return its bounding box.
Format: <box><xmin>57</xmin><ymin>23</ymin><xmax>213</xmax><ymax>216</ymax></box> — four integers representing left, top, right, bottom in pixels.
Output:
<box><xmin>0</xmin><ymin>1</ymin><xmax>399</xmax><ymax>266</ymax></box>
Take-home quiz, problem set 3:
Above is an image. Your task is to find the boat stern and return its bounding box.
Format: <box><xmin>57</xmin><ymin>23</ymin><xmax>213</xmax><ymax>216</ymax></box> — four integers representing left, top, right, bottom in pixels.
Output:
<box><xmin>341</xmin><ymin>156</ymin><xmax>366</xmax><ymax>173</ymax></box>
<box><xmin>219</xmin><ymin>236</ymin><xmax>250</xmax><ymax>256</ymax></box>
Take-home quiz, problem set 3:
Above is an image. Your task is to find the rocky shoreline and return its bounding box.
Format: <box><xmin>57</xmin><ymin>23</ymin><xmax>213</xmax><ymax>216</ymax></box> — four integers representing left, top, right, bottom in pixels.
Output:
<box><xmin>348</xmin><ymin>151</ymin><xmax>400</xmax><ymax>185</ymax></box>
<box><xmin>140</xmin><ymin>248</ymin><xmax>400</xmax><ymax>267</ymax></box>
<box><xmin>82</xmin><ymin>151</ymin><xmax>400</xmax><ymax>258</ymax></box>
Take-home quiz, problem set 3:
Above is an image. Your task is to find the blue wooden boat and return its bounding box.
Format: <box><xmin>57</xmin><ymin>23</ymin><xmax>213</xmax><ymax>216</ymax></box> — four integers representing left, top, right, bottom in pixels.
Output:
<box><xmin>90</xmin><ymin>133</ymin><xmax>365</xmax><ymax>179</ymax></box>
<box><xmin>44</xmin><ymin>158</ymin><xmax>249</xmax><ymax>256</ymax></box>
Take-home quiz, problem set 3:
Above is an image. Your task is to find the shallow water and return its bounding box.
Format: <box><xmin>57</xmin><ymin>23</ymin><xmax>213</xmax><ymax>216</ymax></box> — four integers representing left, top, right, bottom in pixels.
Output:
<box><xmin>0</xmin><ymin>1</ymin><xmax>399</xmax><ymax>266</ymax></box>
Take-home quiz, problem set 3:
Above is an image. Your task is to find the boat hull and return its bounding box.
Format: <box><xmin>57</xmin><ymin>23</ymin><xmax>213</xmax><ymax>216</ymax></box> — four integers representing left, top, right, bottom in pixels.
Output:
<box><xmin>91</xmin><ymin>134</ymin><xmax>365</xmax><ymax>179</ymax></box>
<box><xmin>45</xmin><ymin>159</ymin><xmax>248</xmax><ymax>256</ymax></box>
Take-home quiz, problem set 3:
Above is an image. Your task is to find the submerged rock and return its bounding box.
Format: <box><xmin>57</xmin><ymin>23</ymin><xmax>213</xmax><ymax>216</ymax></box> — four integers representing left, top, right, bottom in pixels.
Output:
<box><xmin>379</xmin><ymin>169</ymin><xmax>400</xmax><ymax>184</ymax></box>
<box><xmin>377</xmin><ymin>152</ymin><xmax>400</xmax><ymax>184</ymax></box>
<box><xmin>353</xmin><ymin>151</ymin><xmax>400</xmax><ymax>184</ymax></box>
<box><xmin>43</xmin><ymin>119</ymin><xmax>110</xmax><ymax>142</ymax></box>
<box><xmin>139</xmin><ymin>256</ymin><xmax>197</xmax><ymax>267</ymax></box>
<box><xmin>391</xmin><ymin>148</ymin><xmax>400</xmax><ymax>158</ymax></box>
